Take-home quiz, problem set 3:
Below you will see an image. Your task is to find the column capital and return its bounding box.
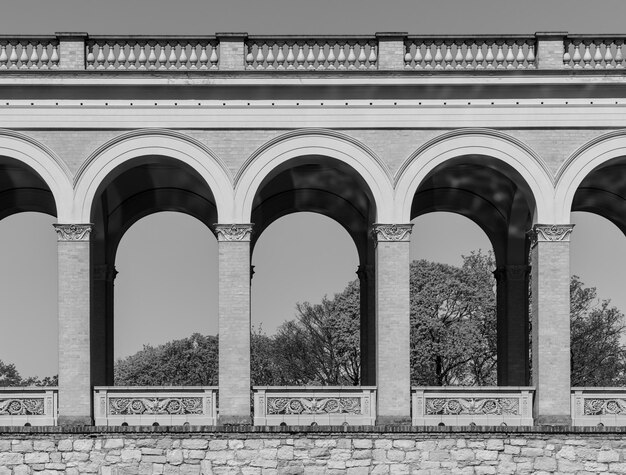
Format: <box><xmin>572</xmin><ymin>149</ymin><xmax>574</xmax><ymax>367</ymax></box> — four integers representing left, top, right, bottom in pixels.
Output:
<box><xmin>494</xmin><ymin>264</ymin><xmax>530</xmax><ymax>282</ymax></box>
<box><xmin>529</xmin><ymin>224</ymin><xmax>574</xmax><ymax>247</ymax></box>
<box><xmin>214</xmin><ymin>223</ymin><xmax>253</xmax><ymax>242</ymax></box>
<box><xmin>53</xmin><ymin>223</ymin><xmax>93</xmax><ymax>242</ymax></box>
<box><xmin>356</xmin><ymin>264</ymin><xmax>374</xmax><ymax>282</ymax></box>
<box><xmin>371</xmin><ymin>223</ymin><xmax>413</xmax><ymax>242</ymax></box>
<box><xmin>93</xmin><ymin>264</ymin><xmax>118</xmax><ymax>282</ymax></box>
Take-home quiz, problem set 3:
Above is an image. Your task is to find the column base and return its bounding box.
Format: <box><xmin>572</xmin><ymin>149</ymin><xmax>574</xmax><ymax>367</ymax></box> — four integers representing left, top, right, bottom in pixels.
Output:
<box><xmin>58</xmin><ymin>415</ymin><xmax>93</xmax><ymax>426</ymax></box>
<box><xmin>376</xmin><ymin>415</ymin><xmax>412</xmax><ymax>426</ymax></box>
<box><xmin>218</xmin><ymin>415</ymin><xmax>252</xmax><ymax>426</ymax></box>
<box><xmin>535</xmin><ymin>415</ymin><xmax>572</xmax><ymax>426</ymax></box>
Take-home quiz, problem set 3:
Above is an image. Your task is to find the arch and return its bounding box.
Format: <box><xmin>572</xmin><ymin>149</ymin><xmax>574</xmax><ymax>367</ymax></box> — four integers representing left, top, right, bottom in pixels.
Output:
<box><xmin>395</xmin><ymin>129</ymin><xmax>554</xmax><ymax>224</ymax></box>
<box><xmin>74</xmin><ymin>129</ymin><xmax>234</xmax><ymax>223</ymax></box>
<box><xmin>234</xmin><ymin>129</ymin><xmax>395</xmax><ymax>223</ymax></box>
<box><xmin>0</xmin><ymin>129</ymin><xmax>72</xmax><ymax>220</ymax></box>
<box><xmin>555</xmin><ymin>130</ymin><xmax>626</xmax><ymax>223</ymax></box>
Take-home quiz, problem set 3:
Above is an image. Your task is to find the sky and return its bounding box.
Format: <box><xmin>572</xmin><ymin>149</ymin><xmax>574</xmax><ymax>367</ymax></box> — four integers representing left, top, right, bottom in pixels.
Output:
<box><xmin>1</xmin><ymin>0</ymin><xmax>626</xmax><ymax>378</ymax></box>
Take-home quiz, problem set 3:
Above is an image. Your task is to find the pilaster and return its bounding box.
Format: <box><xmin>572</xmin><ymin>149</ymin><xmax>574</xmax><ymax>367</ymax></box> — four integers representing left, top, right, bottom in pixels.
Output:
<box><xmin>372</xmin><ymin>223</ymin><xmax>412</xmax><ymax>425</ymax></box>
<box><xmin>215</xmin><ymin>224</ymin><xmax>253</xmax><ymax>425</ymax></box>
<box><xmin>54</xmin><ymin>223</ymin><xmax>93</xmax><ymax>426</ymax></box>
<box><xmin>535</xmin><ymin>32</ymin><xmax>567</xmax><ymax>70</ymax></box>
<box><xmin>530</xmin><ymin>224</ymin><xmax>574</xmax><ymax>425</ymax></box>
<box><xmin>375</xmin><ymin>32</ymin><xmax>408</xmax><ymax>70</ymax></box>
<box><xmin>216</xmin><ymin>33</ymin><xmax>247</xmax><ymax>71</ymax></box>
<box><xmin>55</xmin><ymin>32</ymin><xmax>88</xmax><ymax>70</ymax></box>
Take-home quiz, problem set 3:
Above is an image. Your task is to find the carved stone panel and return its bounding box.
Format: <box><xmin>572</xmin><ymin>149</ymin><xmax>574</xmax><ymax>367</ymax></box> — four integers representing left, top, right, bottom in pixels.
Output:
<box><xmin>266</xmin><ymin>397</ymin><xmax>362</xmax><ymax>415</ymax></box>
<box><xmin>53</xmin><ymin>223</ymin><xmax>93</xmax><ymax>242</ymax></box>
<box><xmin>108</xmin><ymin>397</ymin><xmax>204</xmax><ymax>415</ymax></box>
<box><xmin>0</xmin><ymin>398</ymin><xmax>45</xmax><ymax>415</ymax></box>
<box><xmin>214</xmin><ymin>224</ymin><xmax>253</xmax><ymax>242</ymax></box>
<box><xmin>424</xmin><ymin>397</ymin><xmax>520</xmax><ymax>416</ymax></box>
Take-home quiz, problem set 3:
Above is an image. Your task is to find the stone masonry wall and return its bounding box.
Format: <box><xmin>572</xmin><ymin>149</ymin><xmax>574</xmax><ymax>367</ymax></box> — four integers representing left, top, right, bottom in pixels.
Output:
<box><xmin>1</xmin><ymin>428</ymin><xmax>626</xmax><ymax>474</ymax></box>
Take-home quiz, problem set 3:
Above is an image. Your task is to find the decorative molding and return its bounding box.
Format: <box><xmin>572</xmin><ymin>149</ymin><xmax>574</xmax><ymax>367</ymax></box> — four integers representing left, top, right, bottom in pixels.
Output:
<box><xmin>494</xmin><ymin>265</ymin><xmax>530</xmax><ymax>282</ymax></box>
<box><xmin>530</xmin><ymin>224</ymin><xmax>574</xmax><ymax>247</ymax></box>
<box><xmin>371</xmin><ymin>223</ymin><xmax>413</xmax><ymax>242</ymax></box>
<box><xmin>214</xmin><ymin>223</ymin><xmax>253</xmax><ymax>242</ymax></box>
<box><xmin>0</xmin><ymin>398</ymin><xmax>45</xmax><ymax>416</ymax></box>
<box><xmin>93</xmin><ymin>264</ymin><xmax>118</xmax><ymax>282</ymax></box>
<box><xmin>266</xmin><ymin>397</ymin><xmax>362</xmax><ymax>415</ymax></box>
<box><xmin>584</xmin><ymin>398</ymin><xmax>626</xmax><ymax>416</ymax></box>
<box><xmin>53</xmin><ymin>223</ymin><xmax>93</xmax><ymax>242</ymax></box>
<box><xmin>109</xmin><ymin>397</ymin><xmax>204</xmax><ymax>415</ymax></box>
<box><xmin>425</xmin><ymin>397</ymin><xmax>520</xmax><ymax>416</ymax></box>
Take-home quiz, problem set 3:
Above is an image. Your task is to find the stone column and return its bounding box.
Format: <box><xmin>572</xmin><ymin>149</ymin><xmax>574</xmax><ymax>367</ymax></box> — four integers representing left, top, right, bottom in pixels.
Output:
<box><xmin>494</xmin><ymin>265</ymin><xmax>530</xmax><ymax>386</ymax></box>
<box><xmin>53</xmin><ymin>223</ymin><xmax>93</xmax><ymax>426</ymax></box>
<box><xmin>91</xmin><ymin>264</ymin><xmax>117</xmax><ymax>386</ymax></box>
<box><xmin>357</xmin><ymin>264</ymin><xmax>376</xmax><ymax>385</ymax></box>
<box><xmin>530</xmin><ymin>224</ymin><xmax>574</xmax><ymax>425</ymax></box>
<box><xmin>215</xmin><ymin>224</ymin><xmax>253</xmax><ymax>425</ymax></box>
<box><xmin>372</xmin><ymin>224</ymin><xmax>412</xmax><ymax>425</ymax></box>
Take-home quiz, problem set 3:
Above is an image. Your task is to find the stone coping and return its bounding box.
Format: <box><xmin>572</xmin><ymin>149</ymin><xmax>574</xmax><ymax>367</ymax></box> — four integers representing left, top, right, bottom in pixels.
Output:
<box><xmin>2</xmin><ymin>425</ymin><xmax>626</xmax><ymax>435</ymax></box>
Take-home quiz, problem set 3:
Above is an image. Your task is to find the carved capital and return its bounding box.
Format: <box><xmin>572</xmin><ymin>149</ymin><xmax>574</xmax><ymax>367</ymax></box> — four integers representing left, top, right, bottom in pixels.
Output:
<box><xmin>529</xmin><ymin>224</ymin><xmax>574</xmax><ymax>247</ymax></box>
<box><xmin>356</xmin><ymin>264</ymin><xmax>374</xmax><ymax>282</ymax></box>
<box><xmin>53</xmin><ymin>223</ymin><xmax>93</xmax><ymax>242</ymax></box>
<box><xmin>494</xmin><ymin>265</ymin><xmax>530</xmax><ymax>282</ymax></box>
<box><xmin>371</xmin><ymin>223</ymin><xmax>413</xmax><ymax>242</ymax></box>
<box><xmin>214</xmin><ymin>224</ymin><xmax>253</xmax><ymax>242</ymax></box>
<box><xmin>93</xmin><ymin>265</ymin><xmax>118</xmax><ymax>282</ymax></box>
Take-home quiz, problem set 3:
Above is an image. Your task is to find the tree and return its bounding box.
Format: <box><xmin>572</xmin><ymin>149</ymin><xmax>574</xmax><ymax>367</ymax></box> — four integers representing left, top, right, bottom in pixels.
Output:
<box><xmin>0</xmin><ymin>360</ymin><xmax>23</xmax><ymax>386</ymax></box>
<box><xmin>410</xmin><ymin>251</ymin><xmax>497</xmax><ymax>386</ymax></box>
<box><xmin>114</xmin><ymin>333</ymin><xmax>218</xmax><ymax>386</ymax></box>
<box><xmin>570</xmin><ymin>275</ymin><xmax>626</xmax><ymax>386</ymax></box>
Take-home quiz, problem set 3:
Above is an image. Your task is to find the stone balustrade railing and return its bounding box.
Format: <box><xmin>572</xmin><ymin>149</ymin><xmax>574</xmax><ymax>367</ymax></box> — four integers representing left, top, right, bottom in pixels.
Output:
<box><xmin>571</xmin><ymin>388</ymin><xmax>626</xmax><ymax>426</ymax></box>
<box><xmin>0</xmin><ymin>32</ymin><xmax>622</xmax><ymax>72</ymax></box>
<box><xmin>93</xmin><ymin>386</ymin><xmax>217</xmax><ymax>426</ymax></box>
<box><xmin>245</xmin><ymin>36</ymin><xmax>377</xmax><ymax>70</ymax></box>
<box><xmin>564</xmin><ymin>36</ymin><xmax>626</xmax><ymax>69</ymax></box>
<box><xmin>0</xmin><ymin>37</ymin><xmax>59</xmax><ymax>69</ymax></box>
<box><xmin>404</xmin><ymin>36</ymin><xmax>536</xmax><ymax>70</ymax></box>
<box><xmin>0</xmin><ymin>387</ymin><xmax>58</xmax><ymax>426</ymax></box>
<box><xmin>253</xmin><ymin>386</ymin><xmax>377</xmax><ymax>426</ymax></box>
<box><xmin>412</xmin><ymin>387</ymin><xmax>534</xmax><ymax>427</ymax></box>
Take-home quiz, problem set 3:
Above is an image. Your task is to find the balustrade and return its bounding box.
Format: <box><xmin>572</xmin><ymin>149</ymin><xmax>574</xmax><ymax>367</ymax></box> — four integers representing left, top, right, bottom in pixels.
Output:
<box><xmin>85</xmin><ymin>38</ymin><xmax>219</xmax><ymax>70</ymax></box>
<box><xmin>571</xmin><ymin>388</ymin><xmax>626</xmax><ymax>426</ymax></box>
<box><xmin>404</xmin><ymin>37</ymin><xmax>536</xmax><ymax>70</ymax></box>
<box><xmin>94</xmin><ymin>387</ymin><xmax>217</xmax><ymax>426</ymax></box>
<box><xmin>0</xmin><ymin>38</ymin><xmax>59</xmax><ymax>69</ymax></box>
<box><xmin>564</xmin><ymin>36</ymin><xmax>625</xmax><ymax>69</ymax></box>
<box><xmin>0</xmin><ymin>387</ymin><xmax>58</xmax><ymax>426</ymax></box>
<box><xmin>412</xmin><ymin>387</ymin><xmax>534</xmax><ymax>426</ymax></box>
<box><xmin>245</xmin><ymin>37</ymin><xmax>377</xmax><ymax>70</ymax></box>
<box><xmin>253</xmin><ymin>386</ymin><xmax>377</xmax><ymax>426</ymax></box>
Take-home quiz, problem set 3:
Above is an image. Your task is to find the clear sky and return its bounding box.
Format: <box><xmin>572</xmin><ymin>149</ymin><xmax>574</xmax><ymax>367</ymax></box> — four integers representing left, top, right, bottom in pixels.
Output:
<box><xmin>1</xmin><ymin>0</ymin><xmax>626</xmax><ymax>378</ymax></box>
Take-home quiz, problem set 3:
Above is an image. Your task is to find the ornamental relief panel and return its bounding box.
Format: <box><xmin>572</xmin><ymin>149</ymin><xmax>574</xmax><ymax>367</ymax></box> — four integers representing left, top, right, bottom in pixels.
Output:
<box><xmin>53</xmin><ymin>224</ymin><xmax>93</xmax><ymax>242</ymax></box>
<box><xmin>0</xmin><ymin>398</ymin><xmax>45</xmax><ymax>415</ymax></box>
<box><xmin>584</xmin><ymin>398</ymin><xmax>626</xmax><ymax>415</ymax></box>
<box><xmin>214</xmin><ymin>224</ymin><xmax>253</xmax><ymax>242</ymax></box>
<box><xmin>371</xmin><ymin>224</ymin><xmax>413</xmax><ymax>242</ymax></box>
<box><xmin>530</xmin><ymin>224</ymin><xmax>574</xmax><ymax>247</ymax></box>
<box><xmin>108</xmin><ymin>397</ymin><xmax>204</xmax><ymax>415</ymax></box>
<box><xmin>266</xmin><ymin>397</ymin><xmax>362</xmax><ymax>415</ymax></box>
<box><xmin>425</xmin><ymin>397</ymin><xmax>520</xmax><ymax>416</ymax></box>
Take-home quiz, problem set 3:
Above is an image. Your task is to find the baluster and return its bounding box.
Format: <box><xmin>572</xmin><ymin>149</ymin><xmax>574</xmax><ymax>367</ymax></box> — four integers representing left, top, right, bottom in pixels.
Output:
<box><xmin>563</xmin><ymin>46</ymin><xmax>571</xmax><ymax>68</ymax></box>
<box><xmin>50</xmin><ymin>44</ymin><xmax>59</xmax><ymax>68</ymax></box>
<box><xmin>199</xmin><ymin>43</ymin><xmax>208</xmax><ymax>69</ymax></box>
<box><xmin>276</xmin><ymin>43</ymin><xmax>286</xmax><ymax>69</ymax></box>
<box><xmin>582</xmin><ymin>41</ymin><xmax>592</xmax><ymax>68</ymax></box>
<box><xmin>443</xmin><ymin>42</ymin><xmax>453</xmax><ymax>69</ymax></box>
<box><xmin>475</xmin><ymin>42</ymin><xmax>485</xmax><ymax>69</ymax></box>
<box><xmin>256</xmin><ymin>43</ymin><xmax>266</xmax><ymax>69</ymax></box>
<box><xmin>368</xmin><ymin>41</ymin><xmax>377</xmax><ymax>69</ymax></box>
<box><xmin>615</xmin><ymin>40</ymin><xmax>624</xmax><ymax>69</ymax></box>
<box><xmin>209</xmin><ymin>43</ymin><xmax>218</xmax><ymax>69</ymax></box>
<box><xmin>454</xmin><ymin>42</ymin><xmax>464</xmax><ymax>69</ymax></box>
<box><xmin>357</xmin><ymin>43</ymin><xmax>367</xmax><ymax>69</ymax></box>
<box><xmin>592</xmin><ymin>41</ymin><xmax>603</xmax><ymax>68</ymax></box>
<box><xmin>516</xmin><ymin>41</ymin><xmax>526</xmax><ymax>69</ymax></box>
<box><xmin>464</xmin><ymin>42</ymin><xmax>474</xmax><ymax>69</ymax></box>
<box><xmin>286</xmin><ymin>43</ymin><xmax>296</xmax><ymax>69</ymax></box>
<box><xmin>603</xmin><ymin>41</ymin><xmax>614</xmax><ymax>69</ymax></box>
<box><xmin>337</xmin><ymin>43</ymin><xmax>347</xmax><ymax>69</ymax></box>
<box><xmin>306</xmin><ymin>44</ymin><xmax>316</xmax><ymax>69</ymax></box>
<box><xmin>572</xmin><ymin>41</ymin><xmax>582</xmax><ymax>68</ymax></box>
<box><xmin>423</xmin><ymin>43</ymin><xmax>433</xmax><ymax>69</ymax></box>
<box><xmin>96</xmin><ymin>44</ymin><xmax>106</xmax><ymax>69</ymax></box>
<box><xmin>266</xmin><ymin>45</ymin><xmax>275</xmax><ymax>69</ymax></box>
<box><xmin>413</xmin><ymin>43</ymin><xmax>423</xmax><ymax>69</ymax></box>
<box><xmin>127</xmin><ymin>43</ymin><xmax>137</xmax><ymax>69</ymax></box>
<box><xmin>29</xmin><ymin>43</ymin><xmax>40</xmax><ymax>69</ymax></box>
<box><xmin>526</xmin><ymin>42</ymin><xmax>535</xmax><ymax>68</ymax></box>
<box><xmin>485</xmin><ymin>44</ymin><xmax>495</xmax><ymax>69</ymax></box>
<box><xmin>347</xmin><ymin>43</ymin><xmax>357</xmax><ymax>69</ymax></box>
<box><xmin>9</xmin><ymin>43</ymin><xmax>18</xmax><ymax>69</ymax></box>
<box><xmin>433</xmin><ymin>42</ymin><xmax>443</xmax><ymax>69</ymax></box>
<box><xmin>326</xmin><ymin>42</ymin><xmax>336</xmax><ymax>69</ymax></box>
<box><xmin>19</xmin><ymin>43</ymin><xmax>29</xmax><ymax>69</ymax></box>
<box><xmin>86</xmin><ymin>44</ymin><xmax>95</xmax><ymax>69</ymax></box>
<box><xmin>245</xmin><ymin>44</ymin><xmax>254</xmax><ymax>69</ymax></box>
<box><xmin>495</xmin><ymin>42</ymin><xmax>505</xmax><ymax>69</ymax></box>
<box><xmin>117</xmin><ymin>44</ymin><xmax>127</xmax><ymax>69</ymax></box>
<box><xmin>0</xmin><ymin>43</ymin><xmax>8</xmax><ymax>69</ymax></box>
<box><xmin>505</xmin><ymin>41</ymin><xmax>515</xmax><ymax>69</ymax></box>
<box><xmin>404</xmin><ymin>45</ymin><xmax>414</xmax><ymax>68</ymax></box>
<box><xmin>296</xmin><ymin>42</ymin><xmax>306</xmax><ymax>69</ymax></box>
<box><xmin>107</xmin><ymin>43</ymin><xmax>116</xmax><ymax>69</ymax></box>
<box><xmin>40</xmin><ymin>44</ymin><xmax>49</xmax><ymax>69</ymax></box>
<box><xmin>168</xmin><ymin>45</ymin><xmax>178</xmax><ymax>69</ymax></box>
<box><xmin>317</xmin><ymin>44</ymin><xmax>326</xmax><ymax>69</ymax></box>
<box><xmin>157</xmin><ymin>44</ymin><xmax>167</xmax><ymax>69</ymax></box>
<box><xmin>148</xmin><ymin>43</ymin><xmax>157</xmax><ymax>69</ymax></box>
<box><xmin>187</xmin><ymin>43</ymin><xmax>197</xmax><ymax>69</ymax></box>
<box><xmin>138</xmin><ymin>43</ymin><xmax>148</xmax><ymax>69</ymax></box>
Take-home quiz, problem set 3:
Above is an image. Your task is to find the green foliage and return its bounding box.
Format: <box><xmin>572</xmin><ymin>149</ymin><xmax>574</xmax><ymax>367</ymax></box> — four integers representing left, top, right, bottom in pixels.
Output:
<box><xmin>0</xmin><ymin>360</ymin><xmax>57</xmax><ymax>387</ymax></box>
<box><xmin>114</xmin><ymin>333</ymin><xmax>218</xmax><ymax>386</ymax></box>
<box><xmin>410</xmin><ymin>251</ymin><xmax>497</xmax><ymax>386</ymax></box>
<box><xmin>570</xmin><ymin>275</ymin><xmax>626</xmax><ymax>386</ymax></box>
